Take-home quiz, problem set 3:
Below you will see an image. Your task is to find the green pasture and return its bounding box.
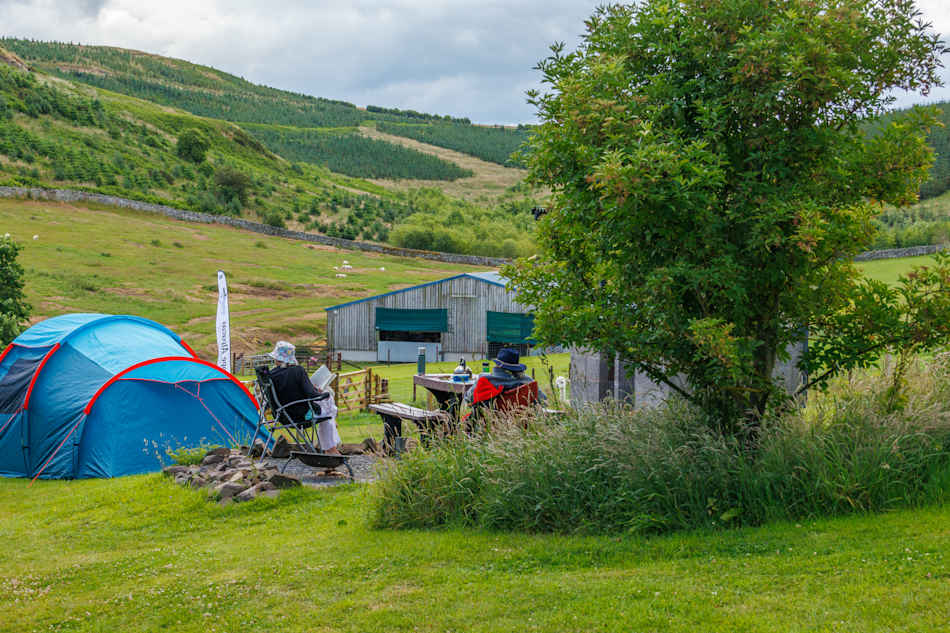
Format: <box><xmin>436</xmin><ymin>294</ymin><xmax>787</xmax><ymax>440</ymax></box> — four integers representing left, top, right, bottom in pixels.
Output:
<box><xmin>1</xmin><ymin>475</ymin><xmax>947</xmax><ymax>632</ymax></box>
<box><xmin>1</xmin><ymin>198</ymin><xmax>481</xmax><ymax>357</ymax></box>
<box><xmin>855</xmin><ymin>253</ymin><xmax>939</xmax><ymax>286</ymax></box>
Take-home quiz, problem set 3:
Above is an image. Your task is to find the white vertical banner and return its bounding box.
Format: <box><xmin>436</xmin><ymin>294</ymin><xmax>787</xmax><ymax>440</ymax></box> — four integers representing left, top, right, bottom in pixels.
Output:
<box><xmin>216</xmin><ymin>270</ymin><xmax>231</xmax><ymax>373</ymax></box>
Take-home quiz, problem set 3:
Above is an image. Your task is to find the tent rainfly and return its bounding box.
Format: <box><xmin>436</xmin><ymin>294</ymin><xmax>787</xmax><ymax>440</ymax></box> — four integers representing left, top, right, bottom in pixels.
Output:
<box><xmin>0</xmin><ymin>313</ymin><xmax>261</xmax><ymax>480</ymax></box>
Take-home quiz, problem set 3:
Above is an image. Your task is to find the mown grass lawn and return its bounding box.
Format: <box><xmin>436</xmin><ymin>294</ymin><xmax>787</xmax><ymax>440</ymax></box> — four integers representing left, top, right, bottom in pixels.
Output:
<box><xmin>1</xmin><ymin>476</ymin><xmax>947</xmax><ymax>633</ymax></box>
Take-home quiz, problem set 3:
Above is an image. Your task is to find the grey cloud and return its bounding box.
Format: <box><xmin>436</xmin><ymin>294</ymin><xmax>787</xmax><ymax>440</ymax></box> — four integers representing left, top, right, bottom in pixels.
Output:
<box><xmin>0</xmin><ymin>0</ymin><xmax>107</xmax><ymax>18</ymax></box>
<box><xmin>75</xmin><ymin>0</ymin><xmax>108</xmax><ymax>16</ymax></box>
<box><xmin>2</xmin><ymin>1</ymin><xmax>947</xmax><ymax>123</ymax></box>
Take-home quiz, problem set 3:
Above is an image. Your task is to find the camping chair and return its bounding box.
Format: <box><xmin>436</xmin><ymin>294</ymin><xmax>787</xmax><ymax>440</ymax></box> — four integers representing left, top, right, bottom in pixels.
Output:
<box><xmin>464</xmin><ymin>379</ymin><xmax>541</xmax><ymax>433</ymax></box>
<box><xmin>251</xmin><ymin>366</ymin><xmax>353</xmax><ymax>478</ymax></box>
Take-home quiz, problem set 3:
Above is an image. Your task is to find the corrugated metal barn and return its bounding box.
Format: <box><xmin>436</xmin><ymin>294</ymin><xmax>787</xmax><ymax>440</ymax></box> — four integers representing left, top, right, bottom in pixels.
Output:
<box><xmin>325</xmin><ymin>272</ymin><xmax>534</xmax><ymax>362</ymax></box>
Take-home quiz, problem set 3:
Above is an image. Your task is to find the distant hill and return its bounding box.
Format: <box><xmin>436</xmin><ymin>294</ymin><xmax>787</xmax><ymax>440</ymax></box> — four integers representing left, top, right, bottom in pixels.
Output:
<box><xmin>0</xmin><ymin>43</ymin><xmax>540</xmax><ymax>257</ymax></box>
<box><xmin>376</xmin><ymin>121</ymin><xmax>531</xmax><ymax>167</ymax></box>
<box><xmin>1</xmin><ymin>38</ymin><xmax>413</xmax><ymax>128</ymax></box>
<box><xmin>1</xmin><ymin>38</ymin><xmax>534</xmax><ymax>168</ymax></box>
<box><xmin>0</xmin><ymin>55</ymin><xmax>402</xmax><ymax>231</ymax></box>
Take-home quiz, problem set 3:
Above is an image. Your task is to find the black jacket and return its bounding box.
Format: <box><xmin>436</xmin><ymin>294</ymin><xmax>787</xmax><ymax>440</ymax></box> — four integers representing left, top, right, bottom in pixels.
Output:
<box><xmin>269</xmin><ymin>364</ymin><xmax>323</xmax><ymax>422</ymax></box>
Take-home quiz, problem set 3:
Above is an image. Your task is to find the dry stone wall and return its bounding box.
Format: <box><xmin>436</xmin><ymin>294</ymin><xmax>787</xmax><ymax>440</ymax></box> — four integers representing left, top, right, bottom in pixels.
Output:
<box><xmin>853</xmin><ymin>244</ymin><xmax>945</xmax><ymax>261</ymax></box>
<box><xmin>0</xmin><ymin>186</ymin><xmax>509</xmax><ymax>267</ymax></box>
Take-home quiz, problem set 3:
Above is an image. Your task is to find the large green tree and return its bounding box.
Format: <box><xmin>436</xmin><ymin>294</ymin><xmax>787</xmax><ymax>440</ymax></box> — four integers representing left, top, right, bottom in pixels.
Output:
<box><xmin>510</xmin><ymin>0</ymin><xmax>948</xmax><ymax>433</ymax></box>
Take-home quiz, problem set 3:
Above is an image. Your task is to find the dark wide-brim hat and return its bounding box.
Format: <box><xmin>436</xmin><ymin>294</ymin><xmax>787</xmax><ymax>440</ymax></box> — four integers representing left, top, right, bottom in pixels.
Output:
<box><xmin>494</xmin><ymin>347</ymin><xmax>526</xmax><ymax>372</ymax></box>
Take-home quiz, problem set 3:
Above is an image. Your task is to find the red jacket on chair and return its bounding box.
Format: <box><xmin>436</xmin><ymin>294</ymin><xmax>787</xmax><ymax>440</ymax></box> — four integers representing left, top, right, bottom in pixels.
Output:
<box><xmin>465</xmin><ymin>372</ymin><xmax>541</xmax><ymax>421</ymax></box>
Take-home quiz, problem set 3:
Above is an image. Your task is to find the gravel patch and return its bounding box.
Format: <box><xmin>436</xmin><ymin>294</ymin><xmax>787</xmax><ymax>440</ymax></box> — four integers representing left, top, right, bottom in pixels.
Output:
<box><xmin>261</xmin><ymin>454</ymin><xmax>383</xmax><ymax>487</ymax></box>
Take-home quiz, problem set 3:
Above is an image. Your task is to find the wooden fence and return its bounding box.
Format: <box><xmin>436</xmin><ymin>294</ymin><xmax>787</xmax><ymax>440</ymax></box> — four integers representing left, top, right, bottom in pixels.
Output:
<box><xmin>242</xmin><ymin>368</ymin><xmax>390</xmax><ymax>415</ymax></box>
<box><xmin>331</xmin><ymin>368</ymin><xmax>391</xmax><ymax>414</ymax></box>
<box><xmin>233</xmin><ymin>348</ymin><xmax>346</xmax><ymax>375</ymax></box>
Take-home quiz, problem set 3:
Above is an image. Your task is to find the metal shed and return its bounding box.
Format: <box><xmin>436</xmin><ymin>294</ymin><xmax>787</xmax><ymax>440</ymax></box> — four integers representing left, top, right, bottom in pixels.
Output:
<box><xmin>325</xmin><ymin>272</ymin><xmax>533</xmax><ymax>362</ymax></box>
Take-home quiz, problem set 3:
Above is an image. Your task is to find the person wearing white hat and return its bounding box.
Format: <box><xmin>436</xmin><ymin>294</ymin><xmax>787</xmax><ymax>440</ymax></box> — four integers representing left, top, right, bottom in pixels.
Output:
<box><xmin>268</xmin><ymin>341</ymin><xmax>342</xmax><ymax>455</ymax></box>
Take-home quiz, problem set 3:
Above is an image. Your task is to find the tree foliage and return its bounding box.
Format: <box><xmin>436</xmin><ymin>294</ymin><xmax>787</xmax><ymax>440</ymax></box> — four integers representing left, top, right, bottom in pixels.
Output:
<box><xmin>882</xmin><ymin>99</ymin><xmax>950</xmax><ymax>201</ymax></box>
<box><xmin>176</xmin><ymin>128</ymin><xmax>209</xmax><ymax>163</ymax></box>
<box><xmin>213</xmin><ymin>166</ymin><xmax>251</xmax><ymax>206</ymax></box>
<box><xmin>0</xmin><ymin>235</ymin><xmax>31</xmax><ymax>345</ymax></box>
<box><xmin>510</xmin><ymin>0</ymin><xmax>948</xmax><ymax>433</ymax></box>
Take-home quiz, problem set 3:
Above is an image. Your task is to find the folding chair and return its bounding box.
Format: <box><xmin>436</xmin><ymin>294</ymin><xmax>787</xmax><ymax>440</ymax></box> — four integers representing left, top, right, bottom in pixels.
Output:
<box><xmin>251</xmin><ymin>366</ymin><xmax>353</xmax><ymax>478</ymax></box>
<box><xmin>464</xmin><ymin>379</ymin><xmax>541</xmax><ymax>432</ymax></box>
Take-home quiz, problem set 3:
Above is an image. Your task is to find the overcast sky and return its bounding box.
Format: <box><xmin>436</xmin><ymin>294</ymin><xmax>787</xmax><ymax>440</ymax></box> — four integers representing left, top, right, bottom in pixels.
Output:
<box><xmin>2</xmin><ymin>0</ymin><xmax>949</xmax><ymax>124</ymax></box>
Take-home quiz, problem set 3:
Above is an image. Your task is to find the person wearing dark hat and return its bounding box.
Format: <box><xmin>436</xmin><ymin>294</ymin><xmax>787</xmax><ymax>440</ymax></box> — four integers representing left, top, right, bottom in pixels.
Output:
<box><xmin>464</xmin><ymin>347</ymin><xmax>545</xmax><ymax>407</ymax></box>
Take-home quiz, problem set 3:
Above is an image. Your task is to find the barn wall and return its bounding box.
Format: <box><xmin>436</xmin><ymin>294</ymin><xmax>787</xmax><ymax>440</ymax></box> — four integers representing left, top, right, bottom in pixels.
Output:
<box><xmin>327</xmin><ymin>277</ymin><xmax>529</xmax><ymax>360</ymax></box>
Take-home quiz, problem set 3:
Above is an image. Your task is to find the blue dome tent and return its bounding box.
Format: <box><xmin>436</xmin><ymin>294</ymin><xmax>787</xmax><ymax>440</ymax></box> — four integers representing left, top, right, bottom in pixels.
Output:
<box><xmin>0</xmin><ymin>314</ymin><xmax>261</xmax><ymax>480</ymax></box>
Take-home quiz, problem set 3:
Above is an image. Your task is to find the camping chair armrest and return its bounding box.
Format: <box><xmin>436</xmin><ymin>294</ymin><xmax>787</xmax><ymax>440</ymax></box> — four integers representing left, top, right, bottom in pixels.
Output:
<box><xmin>275</xmin><ymin>395</ymin><xmax>329</xmax><ymax>410</ymax></box>
<box><xmin>271</xmin><ymin>396</ymin><xmax>330</xmax><ymax>419</ymax></box>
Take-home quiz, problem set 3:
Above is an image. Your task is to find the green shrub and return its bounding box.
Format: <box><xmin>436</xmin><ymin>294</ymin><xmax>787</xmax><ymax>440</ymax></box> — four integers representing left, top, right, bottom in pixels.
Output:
<box><xmin>261</xmin><ymin>211</ymin><xmax>286</xmax><ymax>228</ymax></box>
<box><xmin>176</xmin><ymin>128</ymin><xmax>209</xmax><ymax>164</ymax></box>
<box><xmin>372</xmin><ymin>356</ymin><xmax>950</xmax><ymax>534</ymax></box>
<box><xmin>167</xmin><ymin>444</ymin><xmax>221</xmax><ymax>466</ymax></box>
<box><xmin>214</xmin><ymin>166</ymin><xmax>251</xmax><ymax>205</ymax></box>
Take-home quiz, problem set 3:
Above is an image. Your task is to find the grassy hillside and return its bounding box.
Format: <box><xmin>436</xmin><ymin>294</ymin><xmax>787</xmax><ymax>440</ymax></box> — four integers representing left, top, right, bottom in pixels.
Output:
<box><xmin>0</xmin><ymin>38</ymin><xmax>419</xmax><ymax>128</ymax></box>
<box><xmin>0</xmin><ymin>57</ymin><xmax>539</xmax><ymax>254</ymax></box>
<box><xmin>856</xmin><ymin>252</ymin><xmax>940</xmax><ymax>285</ymax></box>
<box><xmin>1</xmin><ymin>38</ymin><xmax>537</xmax><ymax>169</ymax></box>
<box><xmin>1</xmin><ymin>474</ymin><xmax>948</xmax><ymax>632</ymax></box>
<box><xmin>0</xmin><ymin>198</ymin><xmax>482</xmax><ymax>357</ymax></box>
<box><xmin>871</xmin><ymin>189</ymin><xmax>950</xmax><ymax>249</ymax></box>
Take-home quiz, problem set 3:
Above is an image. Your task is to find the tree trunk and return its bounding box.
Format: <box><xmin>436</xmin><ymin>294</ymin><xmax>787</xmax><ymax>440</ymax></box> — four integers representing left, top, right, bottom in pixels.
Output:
<box><xmin>743</xmin><ymin>330</ymin><xmax>779</xmax><ymax>451</ymax></box>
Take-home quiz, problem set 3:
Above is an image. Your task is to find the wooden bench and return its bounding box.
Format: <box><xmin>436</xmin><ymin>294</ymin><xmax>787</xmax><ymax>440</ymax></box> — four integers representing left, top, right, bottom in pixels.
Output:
<box><xmin>369</xmin><ymin>402</ymin><xmax>452</xmax><ymax>450</ymax></box>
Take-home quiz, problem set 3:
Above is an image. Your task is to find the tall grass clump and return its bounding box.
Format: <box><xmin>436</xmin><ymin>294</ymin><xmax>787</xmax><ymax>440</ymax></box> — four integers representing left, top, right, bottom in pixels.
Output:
<box><xmin>371</xmin><ymin>439</ymin><xmax>484</xmax><ymax>529</ymax></box>
<box><xmin>371</xmin><ymin>355</ymin><xmax>950</xmax><ymax>534</ymax></box>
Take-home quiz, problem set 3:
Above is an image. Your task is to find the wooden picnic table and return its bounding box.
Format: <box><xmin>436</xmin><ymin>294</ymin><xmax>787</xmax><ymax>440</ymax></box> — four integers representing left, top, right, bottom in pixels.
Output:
<box><xmin>413</xmin><ymin>373</ymin><xmax>476</xmax><ymax>420</ymax></box>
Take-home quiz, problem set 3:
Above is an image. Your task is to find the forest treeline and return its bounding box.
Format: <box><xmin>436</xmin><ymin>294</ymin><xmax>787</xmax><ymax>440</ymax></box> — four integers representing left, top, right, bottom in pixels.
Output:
<box><xmin>365</xmin><ymin>105</ymin><xmax>470</xmax><ymax>124</ymax></box>
<box><xmin>243</xmin><ymin>124</ymin><xmax>473</xmax><ymax>181</ymax></box>
<box><xmin>376</xmin><ymin>121</ymin><xmax>532</xmax><ymax>167</ymax></box>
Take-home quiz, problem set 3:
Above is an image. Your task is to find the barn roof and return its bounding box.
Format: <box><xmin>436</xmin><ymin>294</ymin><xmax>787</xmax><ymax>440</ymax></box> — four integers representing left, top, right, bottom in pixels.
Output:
<box><xmin>325</xmin><ymin>271</ymin><xmax>509</xmax><ymax>312</ymax></box>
